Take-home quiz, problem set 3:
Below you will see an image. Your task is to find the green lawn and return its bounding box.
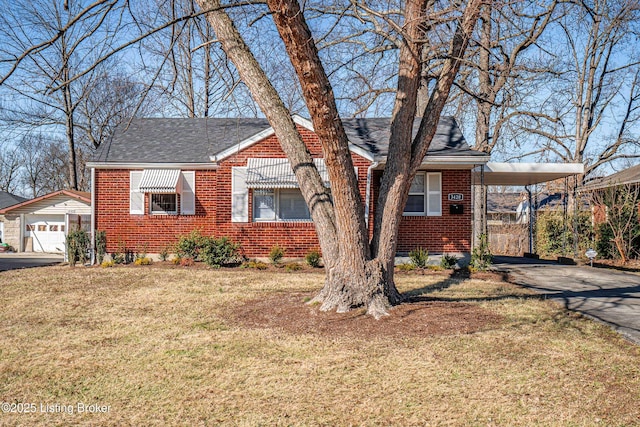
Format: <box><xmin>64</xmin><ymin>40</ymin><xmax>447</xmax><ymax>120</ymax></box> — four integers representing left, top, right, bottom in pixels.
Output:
<box><xmin>0</xmin><ymin>265</ymin><xmax>638</xmax><ymax>426</ymax></box>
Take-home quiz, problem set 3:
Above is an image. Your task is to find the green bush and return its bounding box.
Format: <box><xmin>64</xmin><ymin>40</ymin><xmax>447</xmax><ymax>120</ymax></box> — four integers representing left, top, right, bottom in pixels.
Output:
<box><xmin>159</xmin><ymin>246</ymin><xmax>171</xmax><ymax>262</ymax></box>
<box><xmin>440</xmin><ymin>253</ymin><xmax>458</xmax><ymax>269</ymax></box>
<box><xmin>66</xmin><ymin>230</ymin><xmax>90</xmax><ymax>267</ymax></box>
<box><xmin>396</xmin><ymin>262</ymin><xmax>415</xmax><ymax>272</ymax></box>
<box><xmin>200</xmin><ymin>236</ymin><xmax>240</xmax><ymax>268</ymax></box>
<box><xmin>111</xmin><ymin>240</ymin><xmax>127</xmax><ymax>264</ymax></box>
<box><xmin>95</xmin><ymin>230</ymin><xmax>107</xmax><ymax>264</ymax></box>
<box><xmin>269</xmin><ymin>245</ymin><xmax>285</xmax><ymax>265</ymax></box>
<box><xmin>176</xmin><ymin>230</ymin><xmax>205</xmax><ymax>260</ymax></box>
<box><xmin>471</xmin><ymin>234</ymin><xmax>492</xmax><ymax>271</ymax></box>
<box><xmin>242</xmin><ymin>260</ymin><xmax>268</xmax><ymax>270</ymax></box>
<box><xmin>285</xmin><ymin>262</ymin><xmax>303</xmax><ymax>272</ymax></box>
<box><xmin>305</xmin><ymin>250</ymin><xmax>322</xmax><ymax>268</ymax></box>
<box><xmin>536</xmin><ymin>211</ymin><xmax>593</xmax><ymax>257</ymax></box>
<box><xmin>409</xmin><ymin>247</ymin><xmax>429</xmax><ymax>269</ymax></box>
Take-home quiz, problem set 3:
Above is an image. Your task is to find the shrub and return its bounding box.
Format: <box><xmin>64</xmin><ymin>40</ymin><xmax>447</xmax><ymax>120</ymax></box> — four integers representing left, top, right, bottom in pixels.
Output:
<box><xmin>471</xmin><ymin>234</ymin><xmax>492</xmax><ymax>271</ymax></box>
<box><xmin>440</xmin><ymin>253</ymin><xmax>458</xmax><ymax>269</ymax></box>
<box><xmin>176</xmin><ymin>230</ymin><xmax>205</xmax><ymax>260</ymax></box>
<box><xmin>66</xmin><ymin>230</ymin><xmax>90</xmax><ymax>267</ymax></box>
<box><xmin>179</xmin><ymin>257</ymin><xmax>195</xmax><ymax>267</ymax></box>
<box><xmin>396</xmin><ymin>262</ymin><xmax>415</xmax><ymax>272</ymax></box>
<box><xmin>112</xmin><ymin>240</ymin><xmax>127</xmax><ymax>264</ymax></box>
<box><xmin>100</xmin><ymin>260</ymin><xmax>115</xmax><ymax>268</ymax></box>
<box><xmin>285</xmin><ymin>262</ymin><xmax>303</xmax><ymax>272</ymax></box>
<box><xmin>95</xmin><ymin>230</ymin><xmax>107</xmax><ymax>265</ymax></box>
<box><xmin>409</xmin><ymin>247</ymin><xmax>429</xmax><ymax>269</ymax></box>
<box><xmin>269</xmin><ymin>245</ymin><xmax>285</xmax><ymax>265</ymax></box>
<box><xmin>242</xmin><ymin>260</ymin><xmax>268</xmax><ymax>270</ymax></box>
<box><xmin>159</xmin><ymin>246</ymin><xmax>171</xmax><ymax>262</ymax></box>
<box><xmin>200</xmin><ymin>236</ymin><xmax>240</xmax><ymax>268</ymax></box>
<box><xmin>134</xmin><ymin>257</ymin><xmax>153</xmax><ymax>266</ymax></box>
<box><xmin>172</xmin><ymin>256</ymin><xmax>182</xmax><ymax>265</ymax></box>
<box><xmin>305</xmin><ymin>250</ymin><xmax>322</xmax><ymax>268</ymax></box>
<box><xmin>536</xmin><ymin>211</ymin><xmax>593</xmax><ymax>257</ymax></box>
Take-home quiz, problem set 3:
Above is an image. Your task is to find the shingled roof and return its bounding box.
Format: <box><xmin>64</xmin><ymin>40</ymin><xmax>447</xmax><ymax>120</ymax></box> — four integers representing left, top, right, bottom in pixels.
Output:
<box><xmin>582</xmin><ymin>163</ymin><xmax>640</xmax><ymax>191</ymax></box>
<box><xmin>0</xmin><ymin>191</ymin><xmax>28</xmax><ymax>210</ymax></box>
<box><xmin>93</xmin><ymin>116</ymin><xmax>485</xmax><ymax>164</ymax></box>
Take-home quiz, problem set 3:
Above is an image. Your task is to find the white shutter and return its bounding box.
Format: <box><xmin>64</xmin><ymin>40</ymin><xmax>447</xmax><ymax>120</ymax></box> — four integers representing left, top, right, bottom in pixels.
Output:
<box><xmin>426</xmin><ymin>172</ymin><xmax>442</xmax><ymax>216</ymax></box>
<box><xmin>130</xmin><ymin>171</ymin><xmax>144</xmax><ymax>215</ymax></box>
<box><xmin>180</xmin><ymin>171</ymin><xmax>196</xmax><ymax>215</ymax></box>
<box><xmin>231</xmin><ymin>167</ymin><xmax>248</xmax><ymax>222</ymax></box>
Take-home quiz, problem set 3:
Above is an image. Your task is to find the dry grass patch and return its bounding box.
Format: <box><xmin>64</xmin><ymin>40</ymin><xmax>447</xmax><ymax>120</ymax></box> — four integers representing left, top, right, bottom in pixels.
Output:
<box><xmin>0</xmin><ymin>265</ymin><xmax>638</xmax><ymax>426</ymax></box>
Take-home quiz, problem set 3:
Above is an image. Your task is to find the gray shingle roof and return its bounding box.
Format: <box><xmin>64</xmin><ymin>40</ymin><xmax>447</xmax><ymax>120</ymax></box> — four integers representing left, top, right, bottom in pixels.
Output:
<box><xmin>583</xmin><ymin>163</ymin><xmax>640</xmax><ymax>190</ymax></box>
<box><xmin>93</xmin><ymin>116</ymin><xmax>484</xmax><ymax>163</ymax></box>
<box><xmin>0</xmin><ymin>191</ymin><xmax>28</xmax><ymax>209</ymax></box>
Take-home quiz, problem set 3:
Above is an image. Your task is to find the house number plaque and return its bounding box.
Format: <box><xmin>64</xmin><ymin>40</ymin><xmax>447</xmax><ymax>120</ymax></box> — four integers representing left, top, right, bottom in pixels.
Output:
<box><xmin>448</xmin><ymin>193</ymin><xmax>464</xmax><ymax>201</ymax></box>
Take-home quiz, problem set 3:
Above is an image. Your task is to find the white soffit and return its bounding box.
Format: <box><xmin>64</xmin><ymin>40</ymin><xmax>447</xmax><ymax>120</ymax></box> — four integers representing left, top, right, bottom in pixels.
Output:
<box><xmin>475</xmin><ymin>162</ymin><xmax>585</xmax><ymax>186</ymax></box>
<box><xmin>138</xmin><ymin>169</ymin><xmax>181</xmax><ymax>193</ymax></box>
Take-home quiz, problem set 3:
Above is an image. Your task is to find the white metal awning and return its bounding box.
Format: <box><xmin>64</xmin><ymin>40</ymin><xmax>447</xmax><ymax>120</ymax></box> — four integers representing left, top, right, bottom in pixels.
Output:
<box><xmin>474</xmin><ymin>162</ymin><xmax>584</xmax><ymax>186</ymax></box>
<box><xmin>138</xmin><ymin>169</ymin><xmax>181</xmax><ymax>193</ymax></box>
<box><xmin>246</xmin><ymin>158</ymin><xmax>330</xmax><ymax>188</ymax></box>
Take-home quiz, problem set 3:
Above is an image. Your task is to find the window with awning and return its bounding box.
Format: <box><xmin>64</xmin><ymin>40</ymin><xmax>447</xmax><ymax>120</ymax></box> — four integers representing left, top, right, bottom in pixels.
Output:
<box><xmin>129</xmin><ymin>170</ymin><xmax>195</xmax><ymax>215</ymax></box>
<box><xmin>245</xmin><ymin>158</ymin><xmax>330</xmax><ymax>189</ymax></box>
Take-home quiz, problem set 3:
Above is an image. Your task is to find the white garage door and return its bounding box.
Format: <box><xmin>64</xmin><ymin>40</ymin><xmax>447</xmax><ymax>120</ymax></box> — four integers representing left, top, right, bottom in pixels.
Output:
<box><xmin>26</xmin><ymin>215</ymin><xmax>66</xmax><ymax>253</ymax></box>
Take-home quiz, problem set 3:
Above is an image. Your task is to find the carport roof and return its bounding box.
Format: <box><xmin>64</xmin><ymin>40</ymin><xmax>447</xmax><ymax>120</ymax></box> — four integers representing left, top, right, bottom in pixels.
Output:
<box><xmin>474</xmin><ymin>162</ymin><xmax>585</xmax><ymax>186</ymax></box>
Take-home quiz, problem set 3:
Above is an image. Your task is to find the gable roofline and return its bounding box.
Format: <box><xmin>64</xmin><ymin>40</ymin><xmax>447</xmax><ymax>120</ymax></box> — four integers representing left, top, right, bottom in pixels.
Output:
<box><xmin>210</xmin><ymin>114</ymin><xmax>376</xmax><ymax>162</ymax></box>
<box><xmin>0</xmin><ymin>190</ymin><xmax>91</xmax><ymax>214</ymax></box>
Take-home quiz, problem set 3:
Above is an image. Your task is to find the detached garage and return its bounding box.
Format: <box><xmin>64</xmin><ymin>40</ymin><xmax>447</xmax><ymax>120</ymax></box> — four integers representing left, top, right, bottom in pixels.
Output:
<box><xmin>0</xmin><ymin>190</ymin><xmax>91</xmax><ymax>253</ymax></box>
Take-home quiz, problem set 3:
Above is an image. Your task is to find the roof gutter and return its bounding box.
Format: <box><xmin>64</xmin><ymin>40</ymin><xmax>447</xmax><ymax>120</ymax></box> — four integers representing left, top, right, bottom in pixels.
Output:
<box><xmin>86</xmin><ymin>162</ymin><xmax>219</xmax><ymax>170</ymax></box>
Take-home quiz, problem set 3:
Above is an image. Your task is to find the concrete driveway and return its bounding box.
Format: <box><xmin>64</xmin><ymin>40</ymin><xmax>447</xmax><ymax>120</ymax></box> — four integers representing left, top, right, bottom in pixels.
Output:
<box><xmin>0</xmin><ymin>252</ymin><xmax>64</xmax><ymax>272</ymax></box>
<box><xmin>493</xmin><ymin>256</ymin><xmax>640</xmax><ymax>345</ymax></box>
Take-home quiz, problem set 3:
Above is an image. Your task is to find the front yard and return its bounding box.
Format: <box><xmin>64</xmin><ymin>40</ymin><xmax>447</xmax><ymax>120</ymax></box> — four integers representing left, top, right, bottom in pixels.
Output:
<box><xmin>0</xmin><ymin>265</ymin><xmax>638</xmax><ymax>425</ymax></box>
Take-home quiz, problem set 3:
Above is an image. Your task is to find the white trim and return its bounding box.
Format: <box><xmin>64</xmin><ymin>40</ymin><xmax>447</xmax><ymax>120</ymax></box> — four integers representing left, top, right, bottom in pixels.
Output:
<box><xmin>403</xmin><ymin>172</ymin><xmax>442</xmax><ymax>217</ymax></box>
<box><xmin>129</xmin><ymin>171</ymin><xmax>144</xmax><ymax>215</ymax></box>
<box><xmin>150</xmin><ymin>193</ymin><xmax>178</xmax><ymax>215</ymax></box>
<box><xmin>292</xmin><ymin>114</ymin><xmax>315</xmax><ymax>130</ymax></box>
<box><xmin>364</xmin><ymin>162</ymin><xmax>379</xmax><ymax>225</ymax></box>
<box><xmin>253</xmin><ymin>188</ymin><xmax>312</xmax><ymax>222</ymax></box>
<box><xmin>231</xmin><ymin>167</ymin><xmax>248</xmax><ymax>222</ymax></box>
<box><xmin>90</xmin><ymin>167</ymin><xmax>95</xmax><ymax>264</ymax></box>
<box><xmin>474</xmin><ymin>162</ymin><xmax>585</xmax><ymax>186</ymax></box>
<box><xmin>180</xmin><ymin>171</ymin><xmax>196</xmax><ymax>215</ymax></box>
<box><xmin>87</xmin><ymin>162</ymin><xmax>218</xmax><ymax>170</ymax></box>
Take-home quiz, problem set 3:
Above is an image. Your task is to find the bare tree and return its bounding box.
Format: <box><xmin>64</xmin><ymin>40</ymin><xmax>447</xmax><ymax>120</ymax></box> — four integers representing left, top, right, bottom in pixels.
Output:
<box><xmin>197</xmin><ymin>0</ymin><xmax>483</xmax><ymax>317</ymax></box>
<box><xmin>521</xmin><ymin>0</ymin><xmax>640</xmax><ymax>178</ymax></box>
<box><xmin>591</xmin><ymin>182</ymin><xmax>640</xmax><ymax>263</ymax></box>
<box><xmin>0</xmin><ymin>0</ymin><xmax>127</xmax><ymax>190</ymax></box>
<box><xmin>0</xmin><ymin>144</ymin><xmax>21</xmax><ymax>193</ymax></box>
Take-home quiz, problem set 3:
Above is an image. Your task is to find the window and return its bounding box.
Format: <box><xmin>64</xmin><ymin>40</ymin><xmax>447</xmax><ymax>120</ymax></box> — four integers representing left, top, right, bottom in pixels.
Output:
<box><xmin>26</xmin><ymin>224</ymin><xmax>35</xmax><ymax>232</ymax></box>
<box><xmin>38</xmin><ymin>224</ymin><xmax>47</xmax><ymax>232</ymax></box>
<box><xmin>151</xmin><ymin>194</ymin><xmax>177</xmax><ymax>214</ymax></box>
<box><xmin>253</xmin><ymin>189</ymin><xmax>310</xmax><ymax>221</ymax></box>
<box><xmin>49</xmin><ymin>225</ymin><xmax>59</xmax><ymax>232</ymax></box>
<box><xmin>403</xmin><ymin>172</ymin><xmax>442</xmax><ymax>216</ymax></box>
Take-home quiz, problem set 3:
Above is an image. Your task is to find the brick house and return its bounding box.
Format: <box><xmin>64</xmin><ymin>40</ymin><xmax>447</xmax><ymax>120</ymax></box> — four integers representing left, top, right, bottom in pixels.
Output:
<box><xmin>88</xmin><ymin>115</ymin><xmax>490</xmax><ymax>258</ymax></box>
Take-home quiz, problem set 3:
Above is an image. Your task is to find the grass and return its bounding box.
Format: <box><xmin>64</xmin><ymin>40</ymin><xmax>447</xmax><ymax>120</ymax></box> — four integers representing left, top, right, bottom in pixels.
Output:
<box><xmin>0</xmin><ymin>265</ymin><xmax>639</xmax><ymax>426</ymax></box>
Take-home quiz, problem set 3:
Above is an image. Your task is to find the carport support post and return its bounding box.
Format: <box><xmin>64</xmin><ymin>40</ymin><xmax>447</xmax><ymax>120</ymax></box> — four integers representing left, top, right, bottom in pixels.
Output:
<box><xmin>526</xmin><ymin>185</ymin><xmax>534</xmax><ymax>254</ymax></box>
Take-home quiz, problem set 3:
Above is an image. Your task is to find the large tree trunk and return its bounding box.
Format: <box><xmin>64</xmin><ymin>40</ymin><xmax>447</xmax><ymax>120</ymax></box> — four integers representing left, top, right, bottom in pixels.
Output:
<box><xmin>199</xmin><ymin>0</ymin><xmax>481</xmax><ymax>318</ymax></box>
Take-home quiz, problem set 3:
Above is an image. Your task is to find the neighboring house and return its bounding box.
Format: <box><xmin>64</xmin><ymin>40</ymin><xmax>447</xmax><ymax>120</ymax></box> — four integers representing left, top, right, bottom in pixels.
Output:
<box><xmin>581</xmin><ymin>163</ymin><xmax>640</xmax><ymax>224</ymax></box>
<box><xmin>487</xmin><ymin>192</ymin><xmax>564</xmax><ymax>225</ymax></box>
<box><xmin>88</xmin><ymin>116</ymin><xmax>491</xmax><ymax>258</ymax></box>
<box><xmin>0</xmin><ymin>190</ymin><xmax>91</xmax><ymax>253</ymax></box>
<box><xmin>0</xmin><ymin>191</ymin><xmax>28</xmax><ymax>244</ymax></box>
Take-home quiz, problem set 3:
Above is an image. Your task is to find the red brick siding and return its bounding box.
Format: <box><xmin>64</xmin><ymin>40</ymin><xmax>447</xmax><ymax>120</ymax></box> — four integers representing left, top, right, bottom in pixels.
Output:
<box><xmin>94</xmin><ymin>126</ymin><xmax>472</xmax><ymax>257</ymax></box>
<box><xmin>370</xmin><ymin>169</ymin><xmax>472</xmax><ymax>253</ymax></box>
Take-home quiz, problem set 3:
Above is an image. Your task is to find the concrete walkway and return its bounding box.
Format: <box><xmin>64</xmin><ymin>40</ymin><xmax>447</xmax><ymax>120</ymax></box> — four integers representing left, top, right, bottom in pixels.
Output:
<box><xmin>493</xmin><ymin>256</ymin><xmax>640</xmax><ymax>345</ymax></box>
<box><xmin>0</xmin><ymin>252</ymin><xmax>64</xmax><ymax>272</ymax></box>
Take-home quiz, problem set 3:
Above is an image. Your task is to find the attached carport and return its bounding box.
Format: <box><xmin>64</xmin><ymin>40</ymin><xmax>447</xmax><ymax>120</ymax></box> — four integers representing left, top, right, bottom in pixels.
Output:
<box><xmin>472</xmin><ymin>162</ymin><xmax>585</xmax><ymax>254</ymax></box>
<box><xmin>0</xmin><ymin>190</ymin><xmax>91</xmax><ymax>253</ymax></box>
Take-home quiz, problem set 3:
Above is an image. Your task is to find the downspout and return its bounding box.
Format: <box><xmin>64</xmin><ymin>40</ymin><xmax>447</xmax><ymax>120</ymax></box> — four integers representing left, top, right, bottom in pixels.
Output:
<box><xmin>90</xmin><ymin>167</ymin><xmax>96</xmax><ymax>265</ymax></box>
<box><xmin>526</xmin><ymin>185</ymin><xmax>534</xmax><ymax>254</ymax></box>
<box><xmin>19</xmin><ymin>213</ymin><xmax>25</xmax><ymax>252</ymax></box>
<box><xmin>364</xmin><ymin>162</ymin><xmax>379</xmax><ymax>227</ymax></box>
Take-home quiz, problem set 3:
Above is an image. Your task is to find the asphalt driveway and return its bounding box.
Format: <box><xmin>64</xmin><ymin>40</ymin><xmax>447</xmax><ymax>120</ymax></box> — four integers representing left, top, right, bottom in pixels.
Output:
<box><xmin>493</xmin><ymin>256</ymin><xmax>640</xmax><ymax>345</ymax></box>
<box><xmin>0</xmin><ymin>253</ymin><xmax>64</xmax><ymax>272</ymax></box>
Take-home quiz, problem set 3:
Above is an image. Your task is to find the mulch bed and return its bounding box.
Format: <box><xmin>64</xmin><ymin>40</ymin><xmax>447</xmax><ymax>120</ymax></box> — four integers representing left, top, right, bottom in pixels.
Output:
<box><xmin>231</xmin><ymin>292</ymin><xmax>503</xmax><ymax>339</ymax></box>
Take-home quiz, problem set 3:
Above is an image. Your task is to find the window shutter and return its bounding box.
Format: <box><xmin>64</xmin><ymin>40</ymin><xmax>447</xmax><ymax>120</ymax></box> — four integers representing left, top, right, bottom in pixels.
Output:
<box><xmin>231</xmin><ymin>167</ymin><xmax>248</xmax><ymax>222</ymax></box>
<box><xmin>426</xmin><ymin>172</ymin><xmax>442</xmax><ymax>216</ymax></box>
<box><xmin>180</xmin><ymin>171</ymin><xmax>196</xmax><ymax>215</ymax></box>
<box><xmin>130</xmin><ymin>171</ymin><xmax>144</xmax><ymax>215</ymax></box>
